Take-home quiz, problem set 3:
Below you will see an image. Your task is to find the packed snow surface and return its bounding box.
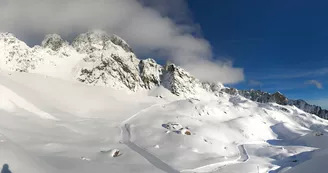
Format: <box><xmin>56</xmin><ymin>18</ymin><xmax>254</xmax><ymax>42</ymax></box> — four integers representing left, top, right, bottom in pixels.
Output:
<box><xmin>0</xmin><ymin>71</ymin><xmax>328</xmax><ymax>173</ymax></box>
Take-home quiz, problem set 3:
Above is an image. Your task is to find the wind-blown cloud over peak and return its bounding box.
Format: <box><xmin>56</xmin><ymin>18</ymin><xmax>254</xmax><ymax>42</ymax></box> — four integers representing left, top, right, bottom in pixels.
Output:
<box><xmin>0</xmin><ymin>0</ymin><xmax>244</xmax><ymax>84</ymax></box>
<box><xmin>305</xmin><ymin>80</ymin><xmax>324</xmax><ymax>89</ymax></box>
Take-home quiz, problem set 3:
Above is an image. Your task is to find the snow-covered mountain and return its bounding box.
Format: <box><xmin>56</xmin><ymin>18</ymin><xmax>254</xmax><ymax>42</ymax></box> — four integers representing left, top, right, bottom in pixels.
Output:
<box><xmin>223</xmin><ymin>88</ymin><xmax>328</xmax><ymax>119</ymax></box>
<box><xmin>1</xmin><ymin>31</ymin><xmax>328</xmax><ymax>173</ymax></box>
<box><xmin>288</xmin><ymin>99</ymin><xmax>328</xmax><ymax>119</ymax></box>
<box><xmin>2</xmin><ymin>31</ymin><xmax>326</xmax><ymax>120</ymax></box>
<box><xmin>0</xmin><ymin>31</ymin><xmax>215</xmax><ymax>97</ymax></box>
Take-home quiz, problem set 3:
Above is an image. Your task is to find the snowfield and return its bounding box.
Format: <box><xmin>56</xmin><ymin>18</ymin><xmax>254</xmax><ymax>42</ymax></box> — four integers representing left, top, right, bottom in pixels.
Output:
<box><xmin>1</xmin><ymin>31</ymin><xmax>328</xmax><ymax>173</ymax></box>
<box><xmin>1</xmin><ymin>71</ymin><xmax>328</xmax><ymax>173</ymax></box>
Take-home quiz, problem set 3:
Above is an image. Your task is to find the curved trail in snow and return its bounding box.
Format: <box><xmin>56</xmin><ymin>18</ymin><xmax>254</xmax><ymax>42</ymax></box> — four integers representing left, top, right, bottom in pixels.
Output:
<box><xmin>181</xmin><ymin>144</ymin><xmax>250</xmax><ymax>173</ymax></box>
<box><xmin>120</xmin><ymin>102</ymin><xmax>251</xmax><ymax>173</ymax></box>
<box><xmin>238</xmin><ymin>144</ymin><xmax>249</xmax><ymax>162</ymax></box>
<box><xmin>120</xmin><ymin>103</ymin><xmax>180</xmax><ymax>173</ymax></box>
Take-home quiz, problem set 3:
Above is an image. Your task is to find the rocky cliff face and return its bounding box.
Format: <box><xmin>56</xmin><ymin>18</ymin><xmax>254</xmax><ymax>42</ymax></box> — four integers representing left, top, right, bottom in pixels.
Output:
<box><xmin>71</xmin><ymin>31</ymin><xmax>145</xmax><ymax>91</ymax></box>
<box><xmin>139</xmin><ymin>58</ymin><xmax>163</xmax><ymax>89</ymax></box>
<box><xmin>161</xmin><ymin>63</ymin><xmax>203</xmax><ymax>97</ymax></box>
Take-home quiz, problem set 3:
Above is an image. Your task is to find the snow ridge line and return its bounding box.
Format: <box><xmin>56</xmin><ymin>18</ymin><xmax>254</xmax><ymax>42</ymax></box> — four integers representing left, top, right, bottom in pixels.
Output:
<box><xmin>120</xmin><ymin>102</ymin><xmax>180</xmax><ymax>173</ymax></box>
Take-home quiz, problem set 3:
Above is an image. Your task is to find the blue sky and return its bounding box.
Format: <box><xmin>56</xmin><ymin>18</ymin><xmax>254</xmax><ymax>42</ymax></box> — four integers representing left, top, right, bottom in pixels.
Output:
<box><xmin>188</xmin><ymin>0</ymin><xmax>328</xmax><ymax>108</ymax></box>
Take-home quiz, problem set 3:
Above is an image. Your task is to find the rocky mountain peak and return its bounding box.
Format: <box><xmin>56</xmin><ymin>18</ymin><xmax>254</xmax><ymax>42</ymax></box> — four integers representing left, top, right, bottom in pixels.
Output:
<box><xmin>41</xmin><ymin>34</ymin><xmax>68</xmax><ymax>51</ymax></box>
<box><xmin>161</xmin><ymin>63</ymin><xmax>202</xmax><ymax>97</ymax></box>
<box><xmin>202</xmin><ymin>82</ymin><xmax>224</xmax><ymax>93</ymax></box>
<box><xmin>72</xmin><ymin>30</ymin><xmax>111</xmax><ymax>53</ymax></box>
<box><xmin>271</xmin><ymin>92</ymin><xmax>288</xmax><ymax>105</ymax></box>
<box><xmin>0</xmin><ymin>32</ymin><xmax>37</xmax><ymax>72</ymax></box>
<box><xmin>0</xmin><ymin>32</ymin><xmax>18</xmax><ymax>42</ymax></box>
<box><xmin>139</xmin><ymin>58</ymin><xmax>163</xmax><ymax>89</ymax></box>
<box><xmin>110</xmin><ymin>34</ymin><xmax>133</xmax><ymax>53</ymax></box>
<box><xmin>0</xmin><ymin>33</ymin><xmax>30</xmax><ymax>49</ymax></box>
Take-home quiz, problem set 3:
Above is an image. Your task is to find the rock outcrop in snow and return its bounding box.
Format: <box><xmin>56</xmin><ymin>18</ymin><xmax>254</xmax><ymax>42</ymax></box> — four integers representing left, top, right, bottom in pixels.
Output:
<box><xmin>237</xmin><ymin>90</ymin><xmax>288</xmax><ymax>105</ymax></box>
<box><xmin>41</xmin><ymin>34</ymin><xmax>68</xmax><ymax>51</ymax></box>
<box><xmin>139</xmin><ymin>58</ymin><xmax>163</xmax><ymax>89</ymax></box>
<box><xmin>161</xmin><ymin>63</ymin><xmax>203</xmax><ymax>97</ymax></box>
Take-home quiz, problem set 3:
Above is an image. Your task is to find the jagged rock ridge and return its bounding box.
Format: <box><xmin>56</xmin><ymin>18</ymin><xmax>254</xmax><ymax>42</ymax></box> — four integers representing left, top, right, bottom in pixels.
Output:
<box><xmin>0</xmin><ymin>31</ymin><xmax>208</xmax><ymax>96</ymax></box>
<box><xmin>288</xmin><ymin>99</ymin><xmax>328</xmax><ymax>119</ymax></box>
<box><xmin>223</xmin><ymin>88</ymin><xmax>328</xmax><ymax>119</ymax></box>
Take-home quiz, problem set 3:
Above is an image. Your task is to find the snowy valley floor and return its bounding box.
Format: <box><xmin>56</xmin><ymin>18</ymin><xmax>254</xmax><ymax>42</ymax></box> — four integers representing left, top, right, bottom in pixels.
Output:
<box><xmin>1</xmin><ymin>71</ymin><xmax>328</xmax><ymax>173</ymax></box>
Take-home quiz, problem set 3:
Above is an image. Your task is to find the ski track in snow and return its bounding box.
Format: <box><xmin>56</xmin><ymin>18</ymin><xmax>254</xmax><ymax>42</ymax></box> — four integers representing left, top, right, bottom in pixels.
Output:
<box><xmin>181</xmin><ymin>144</ymin><xmax>250</xmax><ymax>173</ymax></box>
<box><xmin>238</xmin><ymin>144</ymin><xmax>249</xmax><ymax>162</ymax></box>
<box><xmin>119</xmin><ymin>102</ymin><xmax>253</xmax><ymax>173</ymax></box>
<box><xmin>120</xmin><ymin>103</ymin><xmax>180</xmax><ymax>173</ymax></box>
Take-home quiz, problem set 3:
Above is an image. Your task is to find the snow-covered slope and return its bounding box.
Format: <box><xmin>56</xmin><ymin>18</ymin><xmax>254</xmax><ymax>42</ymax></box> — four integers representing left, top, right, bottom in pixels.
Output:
<box><xmin>1</xmin><ymin>31</ymin><xmax>328</xmax><ymax>173</ymax></box>
<box><xmin>0</xmin><ymin>134</ymin><xmax>55</xmax><ymax>173</ymax></box>
<box><xmin>0</xmin><ymin>71</ymin><xmax>328</xmax><ymax>173</ymax></box>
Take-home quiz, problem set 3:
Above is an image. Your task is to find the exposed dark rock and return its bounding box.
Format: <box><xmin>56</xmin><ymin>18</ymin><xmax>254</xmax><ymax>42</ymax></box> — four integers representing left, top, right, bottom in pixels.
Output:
<box><xmin>139</xmin><ymin>58</ymin><xmax>163</xmax><ymax>89</ymax></box>
<box><xmin>41</xmin><ymin>34</ymin><xmax>67</xmax><ymax>51</ymax></box>
<box><xmin>161</xmin><ymin>63</ymin><xmax>201</xmax><ymax>96</ymax></box>
<box><xmin>110</xmin><ymin>34</ymin><xmax>133</xmax><ymax>53</ymax></box>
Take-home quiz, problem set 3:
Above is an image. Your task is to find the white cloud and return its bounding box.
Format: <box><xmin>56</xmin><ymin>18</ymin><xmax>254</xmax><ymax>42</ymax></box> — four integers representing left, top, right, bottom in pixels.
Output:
<box><xmin>0</xmin><ymin>0</ymin><xmax>244</xmax><ymax>84</ymax></box>
<box><xmin>182</xmin><ymin>59</ymin><xmax>244</xmax><ymax>84</ymax></box>
<box><xmin>305</xmin><ymin>80</ymin><xmax>323</xmax><ymax>89</ymax></box>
